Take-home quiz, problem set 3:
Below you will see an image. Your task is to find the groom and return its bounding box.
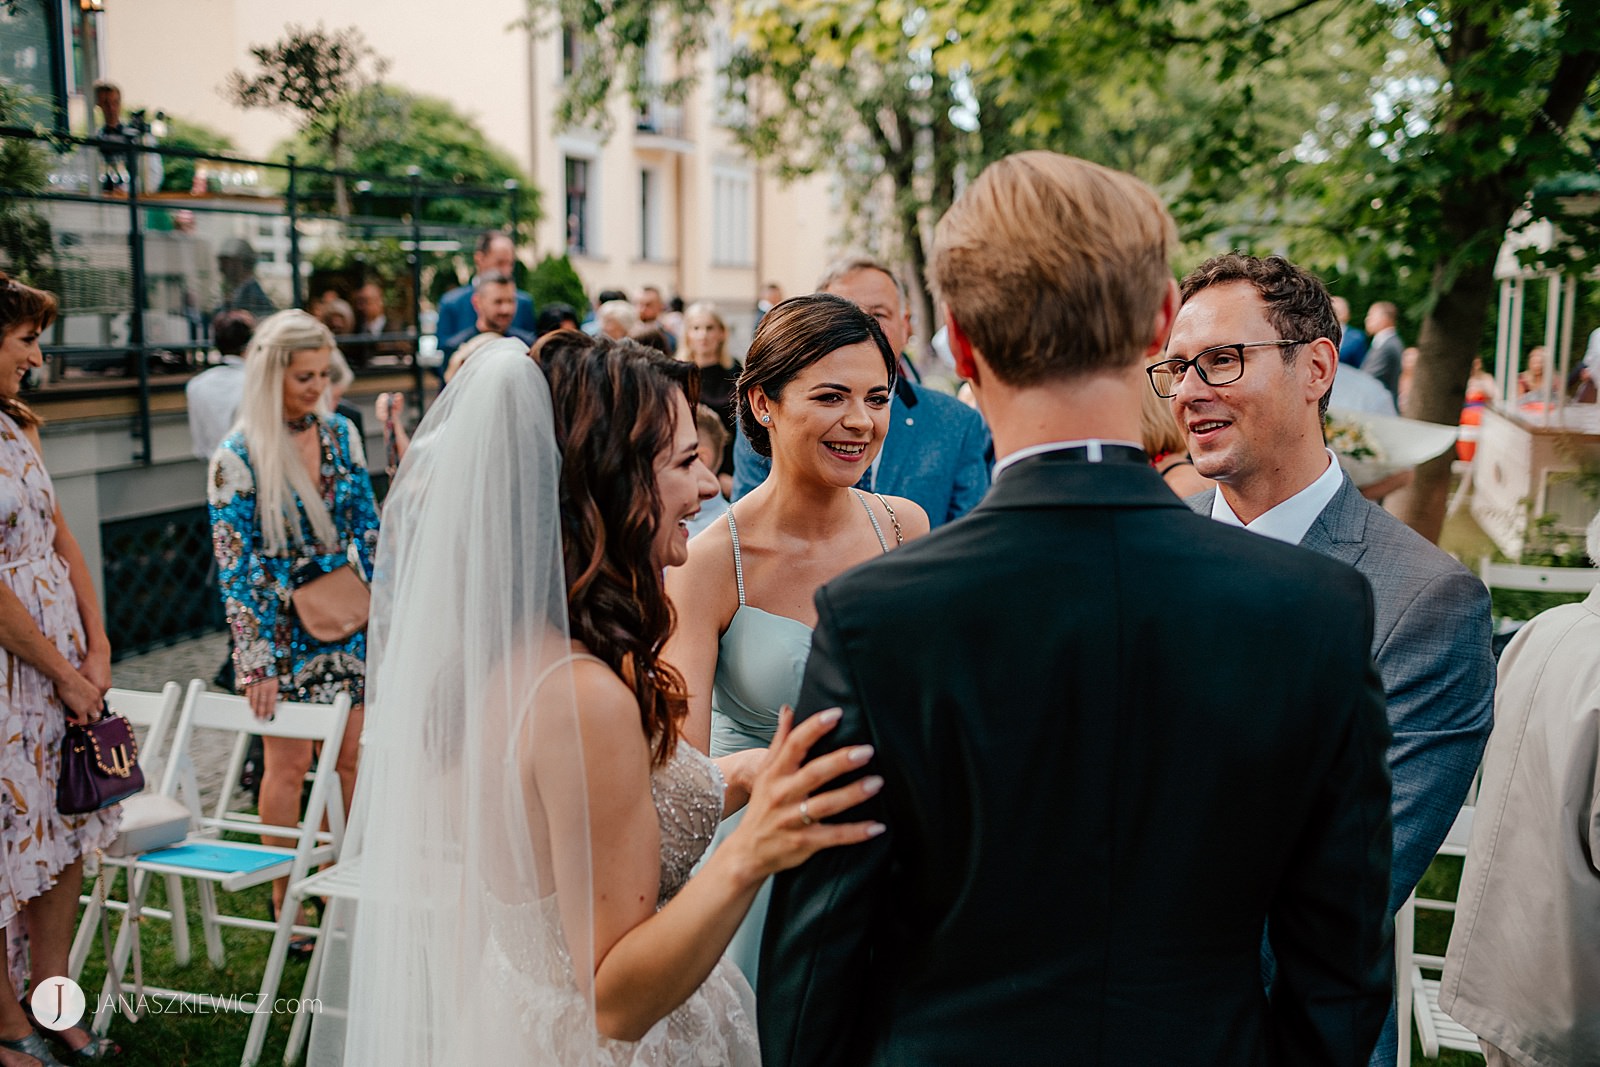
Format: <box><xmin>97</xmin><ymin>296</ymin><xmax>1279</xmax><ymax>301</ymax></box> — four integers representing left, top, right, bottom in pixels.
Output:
<box><xmin>758</xmin><ymin>152</ymin><xmax>1395</xmax><ymax>1066</ymax></box>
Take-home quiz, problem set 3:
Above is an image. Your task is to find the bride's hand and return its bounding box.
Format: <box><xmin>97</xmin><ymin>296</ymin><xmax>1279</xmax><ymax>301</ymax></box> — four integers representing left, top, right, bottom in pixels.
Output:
<box><xmin>723</xmin><ymin>706</ymin><xmax>885</xmax><ymax>883</ymax></box>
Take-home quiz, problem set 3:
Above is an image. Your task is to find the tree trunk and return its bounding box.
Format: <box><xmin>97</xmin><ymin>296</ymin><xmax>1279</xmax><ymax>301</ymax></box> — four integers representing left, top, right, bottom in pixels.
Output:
<box><xmin>330</xmin><ymin>125</ymin><xmax>351</xmax><ymax>218</ymax></box>
<box><xmin>1386</xmin><ymin>254</ymin><xmax>1500</xmax><ymax>541</ymax></box>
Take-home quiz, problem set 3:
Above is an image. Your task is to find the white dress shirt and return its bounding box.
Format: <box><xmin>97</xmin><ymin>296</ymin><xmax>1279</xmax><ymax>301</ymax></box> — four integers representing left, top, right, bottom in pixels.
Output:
<box><xmin>992</xmin><ymin>438</ymin><xmax>1145</xmax><ymax>481</ymax></box>
<box><xmin>1211</xmin><ymin>448</ymin><xmax>1343</xmax><ymax>545</ymax></box>
<box><xmin>186</xmin><ymin>357</ymin><xmax>247</xmax><ymax>461</ymax></box>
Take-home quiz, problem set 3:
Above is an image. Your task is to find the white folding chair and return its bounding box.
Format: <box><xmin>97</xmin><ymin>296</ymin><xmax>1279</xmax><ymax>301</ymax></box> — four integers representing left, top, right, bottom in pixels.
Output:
<box><xmin>278</xmin><ymin>857</ymin><xmax>364</xmax><ymax>1065</ymax></box>
<box><xmin>68</xmin><ymin>682</ymin><xmax>188</xmax><ymax>982</ymax></box>
<box><xmin>1479</xmin><ymin>556</ymin><xmax>1600</xmax><ymax>596</ymax></box>
<box><xmin>95</xmin><ymin>683</ymin><xmax>351</xmax><ymax>1067</ymax></box>
<box><xmin>1396</xmin><ymin>804</ymin><xmax>1484</xmax><ymax>1065</ymax></box>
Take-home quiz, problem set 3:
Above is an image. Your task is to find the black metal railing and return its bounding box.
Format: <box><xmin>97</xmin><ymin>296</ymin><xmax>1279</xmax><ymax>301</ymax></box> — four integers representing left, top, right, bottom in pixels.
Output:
<box><xmin>0</xmin><ymin>125</ymin><xmax>525</xmax><ymax>461</ymax></box>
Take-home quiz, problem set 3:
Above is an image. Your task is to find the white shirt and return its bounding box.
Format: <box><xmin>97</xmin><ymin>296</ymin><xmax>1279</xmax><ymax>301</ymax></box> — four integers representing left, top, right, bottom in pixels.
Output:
<box><xmin>186</xmin><ymin>357</ymin><xmax>247</xmax><ymax>460</ymax></box>
<box><xmin>1211</xmin><ymin>448</ymin><xmax>1343</xmax><ymax>545</ymax></box>
<box><xmin>1330</xmin><ymin>366</ymin><xmax>1398</xmax><ymax>416</ymax></box>
<box><xmin>992</xmin><ymin>438</ymin><xmax>1145</xmax><ymax>480</ymax></box>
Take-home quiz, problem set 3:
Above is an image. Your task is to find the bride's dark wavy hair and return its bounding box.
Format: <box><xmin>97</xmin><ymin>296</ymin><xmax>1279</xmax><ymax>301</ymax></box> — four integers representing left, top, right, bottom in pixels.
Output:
<box><xmin>536</xmin><ymin>329</ymin><xmax>701</xmax><ymax>766</ymax></box>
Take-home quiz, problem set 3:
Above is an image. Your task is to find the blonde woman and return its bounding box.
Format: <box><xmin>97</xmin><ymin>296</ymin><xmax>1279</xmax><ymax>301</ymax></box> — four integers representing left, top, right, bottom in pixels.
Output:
<box><xmin>682</xmin><ymin>301</ymin><xmax>740</xmax><ymax>492</ymax></box>
<box><xmin>208</xmin><ymin>310</ymin><xmax>379</xmax><ymax>938</ymax></box>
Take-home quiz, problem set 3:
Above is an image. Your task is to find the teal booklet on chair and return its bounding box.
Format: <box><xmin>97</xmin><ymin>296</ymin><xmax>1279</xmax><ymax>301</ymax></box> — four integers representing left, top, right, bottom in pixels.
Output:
<box><xmin>140</xmin><ymin>842</ymin><xmax>284</xmax><ymax>874</ymax></box>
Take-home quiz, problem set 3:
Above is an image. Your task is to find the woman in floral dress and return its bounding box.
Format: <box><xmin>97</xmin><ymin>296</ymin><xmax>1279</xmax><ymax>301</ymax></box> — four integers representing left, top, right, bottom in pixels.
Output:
<box><xmin>208</xmin><ymin>310</ymin><xmax>378</xmax><ymax>930</ymax></box>
<box><xmin>0</xmin><ymin>274</ymin><xmax>120</xmax><ymax>1066</ymax></box>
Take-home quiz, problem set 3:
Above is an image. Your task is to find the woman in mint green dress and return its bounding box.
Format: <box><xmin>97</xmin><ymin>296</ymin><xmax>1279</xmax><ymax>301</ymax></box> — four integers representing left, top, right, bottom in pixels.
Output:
<box><xmin>665</xmin><ymin>294</ymin><xmax>928</xmax><ymax>987</ymax></box>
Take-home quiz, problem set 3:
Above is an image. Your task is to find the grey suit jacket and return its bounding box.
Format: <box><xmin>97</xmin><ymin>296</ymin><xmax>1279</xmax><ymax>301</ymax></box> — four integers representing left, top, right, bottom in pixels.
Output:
<box><xmin>1190</xmin><ymin>478</ymin><xmax>1494</xmax><ymax>914</ymax></box>
<box><xmin>1361</xmin><ymin>331</ymin><xmax>1404</xmax><ymax>401</ymax></box>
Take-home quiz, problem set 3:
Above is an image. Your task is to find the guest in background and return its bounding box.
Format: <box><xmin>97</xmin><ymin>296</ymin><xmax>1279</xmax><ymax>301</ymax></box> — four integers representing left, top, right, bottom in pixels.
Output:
<box><xmin>581</xmin><ymin>288</ymin><xmax>628</xmax><ymax>336</ymax></box>
<box><xmin>1333</xmin><ymin>296</ymin><xmax>1368</xmax><ymax>367</ymax></box>
<box><xmin>316</xmin><ymin>298</ymin><xmax>356</xmax><ymax>346</ymax></box>
<box><xmin>1398</xmin><ymin>345</ymin><xmax>1421</xmax><ymax>415</ymax></box>
<box><xmin>1518</xmin><ymin>346</ymin><xmax>1553</xmax><ymax>406</ymax></box>
<box><xmin>1440</xmin><ymin>508</ymin><xmax>1600</xmax><ymax>1067</ymax></box>
<box><xmin>434</xmin><ymin>231</ymin><xmax>536</xmax><ymax>373</ymax></box>
<box><xmin>665</xmin><ymin>294</ymin><xmax>930</xmax><ymax>987</ymax></box>
<box><xmin>685</xmin><ymin>404</ymin><xmax>731</xmax><ymax>538</ymax></box>
<box><xmin>755</xmin><ymin>282</ymin><xmax>782</xmax><ymax>327</ymax></box>
<box><xmin>628</xmin><ymin>325</ymin><xmax>674</xmax><ymax>356</ymax></box>
<box><xmin>326</xmin><ymin>349</ymin><xmax>365</xmax><ymax>439</ymax></box>
<box><xmin>1138</xmin><ymin>385</ymin><xmax>1212</xmax><ymax>498</ymax></box>
<box><xmin>682</xmin><ymin>301</ymin><xmax>742</xmax><ymax>494</ymax></box>
<box><xmin>534</xmin><ymin>303</ymin><xmax>579</xmax><ymax>337</ymax></box>
<box><xmin>216</xmin><ymin>238</ymin><xmax>277</xmax><ymax>319</ymax></box>
<box><xmin>208</xmin><ymin>310</ymin><xmax>378</xmax><ymax>944</ymax></box>
<box><xmin>442</xmin><ymin>274</ymin><xmax>534</xmax><ymax>357</ymax></box>
<box><xmin>0</xmin><ymin>273</ymin><xmax>122</xmax><ymax>1064</ymax></box>
<box><xmin>633</xmin><ymin>285</ymin><xmax>675</xmax><ymax>353</ymax></box>
<box><xmin>1361</xmin><ymin>300</ymin><xmax>1404</xmax><ymax>402</ymax></box>
<box><xmin>596</xmin><ymin>300</ymin><xmax>637</xmax><ymax>341</ymax></box>
<box><xmin>187</xmin><ymin>308</ymin><xmax>256</xmax><ymax>460</ymax></box>
<box><xmin>345</xmin><ymin>282</ymin><xmax>402</xmax><ymax>368</ymax></box>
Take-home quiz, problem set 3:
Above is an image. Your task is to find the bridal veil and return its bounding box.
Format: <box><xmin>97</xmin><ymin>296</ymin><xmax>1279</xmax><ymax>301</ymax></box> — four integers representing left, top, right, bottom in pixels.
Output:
<box><xmin>309</xmin><ymin>339</ymin><xmax>599</xmax><ymax>1064</ymax></box>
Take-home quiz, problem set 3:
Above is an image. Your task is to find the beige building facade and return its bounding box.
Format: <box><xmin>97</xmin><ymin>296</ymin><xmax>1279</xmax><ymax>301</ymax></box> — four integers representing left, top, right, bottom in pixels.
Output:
<box><xmin>102</xmin><ymin>0</ymin><xmax>845</xmax><ymax>351</ymax></box>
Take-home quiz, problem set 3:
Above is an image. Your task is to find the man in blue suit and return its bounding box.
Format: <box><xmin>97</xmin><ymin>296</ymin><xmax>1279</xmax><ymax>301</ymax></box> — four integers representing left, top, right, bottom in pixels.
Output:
<box><xmin>435</xmin><ymin>231</ymin><xmax>535</xmax><ymax>379</ymax></box>
<box><xmin>733</xmin><ymin>255</ymin><xmax>991</xmax><ymax>526</ymax></box>
<box><xmin>1165</xmin><ymin>253</ymin><xmax>1494</xmax><ymax>1067</ymax></box>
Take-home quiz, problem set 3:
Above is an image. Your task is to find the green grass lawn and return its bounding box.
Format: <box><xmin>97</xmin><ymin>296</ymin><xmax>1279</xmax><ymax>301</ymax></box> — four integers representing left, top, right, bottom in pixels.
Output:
<box><xmin>68</xmin><ymin>856</ymin><xmax>1483</xmax><ymax>1066</ymax></box>
<box><xmin>73</xmin><ymin>870</ymin><xmax>312</xmax><ymax>1067</ymax></box>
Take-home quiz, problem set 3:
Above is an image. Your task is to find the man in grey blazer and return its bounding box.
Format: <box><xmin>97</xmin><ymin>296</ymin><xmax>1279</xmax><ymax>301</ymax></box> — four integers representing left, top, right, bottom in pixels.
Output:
<box><xmin>1361</xmin><ymin>301</ymin><xmax>1405</xmax><ymax>403</ymax></box>
<box><xmin>1158</xmin><ymin>253</ymin><xmax>1494</xmax><ymax>1067</ymax></box>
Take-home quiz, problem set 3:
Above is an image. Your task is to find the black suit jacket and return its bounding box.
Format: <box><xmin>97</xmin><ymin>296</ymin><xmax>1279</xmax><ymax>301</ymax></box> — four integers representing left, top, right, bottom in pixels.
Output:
<box><xmin>758</xmin><ymin>452</ymin><xmax>1394</xmax><ymax>1067</ymax></box>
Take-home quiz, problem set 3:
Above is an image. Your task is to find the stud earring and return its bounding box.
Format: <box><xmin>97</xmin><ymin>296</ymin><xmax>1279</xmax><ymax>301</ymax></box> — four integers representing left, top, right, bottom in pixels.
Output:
<box><xmin>761</xmin><ymin>415</ymin><xmax>772</xmax><ymax>424</ymax></box>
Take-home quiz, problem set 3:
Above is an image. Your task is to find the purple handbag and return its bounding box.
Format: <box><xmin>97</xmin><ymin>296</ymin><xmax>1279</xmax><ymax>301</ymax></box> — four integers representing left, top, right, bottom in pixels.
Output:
<box><xmin>57</xmin><ymin>710</ymin><xmax>144</xmax><ymax>815</ymax></box>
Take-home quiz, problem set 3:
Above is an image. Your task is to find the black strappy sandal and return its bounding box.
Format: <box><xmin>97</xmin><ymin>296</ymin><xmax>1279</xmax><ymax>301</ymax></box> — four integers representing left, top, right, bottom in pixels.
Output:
<box><xmin>0</xmin><ymin>1029</ymin><xmax>67</xmax><ymax>1067</ymax></box>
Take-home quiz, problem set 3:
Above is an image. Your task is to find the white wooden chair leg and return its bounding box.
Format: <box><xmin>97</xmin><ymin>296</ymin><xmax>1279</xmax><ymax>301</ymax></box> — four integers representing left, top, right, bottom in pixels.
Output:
<box><xmin>242</xmin><ymin>902</ymin><xmax>300</xmax><ymax>1067</ymax></box>
<box><xmin>198</xmin><ymin>880</ymin><xmax>226</xmax><ymax>967</ymax></box>
<box><xmin>68</xmin><ymin>869</ymin><xmax>104</xmax><ymax>982</ymax></box>
<box><xmin>165</xmin><ymin>873</ymin><xmax>191</xmax><ymax>966</ymax></box>
<box><xmin>95</xmin><ymin>868</ymin><xmax>151</xmax><ymax>1035</ymax></box>
<box><xmin>284</xmin><ymin>920</ymin><xmax>330</xmax><ymax>1064</ymax></box>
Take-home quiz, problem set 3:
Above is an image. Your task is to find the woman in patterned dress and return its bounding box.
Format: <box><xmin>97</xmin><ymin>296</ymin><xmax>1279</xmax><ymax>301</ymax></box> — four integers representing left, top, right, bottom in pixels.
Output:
<box><xmin>207</xmin><ymin>310</ymin><xmax>378</xmax><ymax>927</ymax></box>
<box><xmin>0</xmin><ymin>274</ymin><xmax>120</xmax><ymax>1066</ymax></box>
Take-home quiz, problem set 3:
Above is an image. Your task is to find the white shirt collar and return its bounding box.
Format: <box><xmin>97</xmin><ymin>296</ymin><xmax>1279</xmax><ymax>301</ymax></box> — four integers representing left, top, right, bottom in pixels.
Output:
<box><xmin>992</xmin><ymin>438</ymin><xmax>1145</xmax><ymax>481</ymax></box>
<box><xmin>1211</xmin><ymin>448</ymin><xmax>1343</xmax><ymax>544</ymax></box>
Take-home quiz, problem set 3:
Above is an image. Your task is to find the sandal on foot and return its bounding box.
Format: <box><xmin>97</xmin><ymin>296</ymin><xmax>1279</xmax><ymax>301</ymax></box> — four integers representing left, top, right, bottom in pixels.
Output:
<box><xmin>18</xmin><ymin>1002</ymin><xmax>119</xmax><ymax>1063</ymax></box>
<box><xmin>0</xmin><ymin>1030</ymin><xmax>67</xmax><ymax>1067</ymax></box>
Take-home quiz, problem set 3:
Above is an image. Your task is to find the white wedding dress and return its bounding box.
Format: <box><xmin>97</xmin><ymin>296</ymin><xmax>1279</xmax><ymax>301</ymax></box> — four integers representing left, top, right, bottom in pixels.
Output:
<box><xmin>309</xmin><ymin>341</ymin><xmax>759</xmax><ymax>1066</ymax></box>
<box><xmin>479</xmin><ymin>733</ymin><xmax>759</xmax><ymax>1065</ymax></box>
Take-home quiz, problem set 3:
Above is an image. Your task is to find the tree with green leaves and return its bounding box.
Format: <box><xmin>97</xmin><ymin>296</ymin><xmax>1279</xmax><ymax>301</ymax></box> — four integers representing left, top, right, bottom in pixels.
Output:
<box><xmin>225</xmin><ymin>23</ymin><xmax>390</xmax><ymax>217</ymax></box>
<box><xmin>156</xmin><ymin>115</ymin><xmax>237</xmax><ymax>195</ymax></box>
<box><xmin>274</xmin><ymin>84</ymin><xmax>537</xmax><ymax>234</ymax></box>
<box><xmin>0</xmin><ymin>82</ymin><xmax>54</xmax><ymax>284</ymax></box>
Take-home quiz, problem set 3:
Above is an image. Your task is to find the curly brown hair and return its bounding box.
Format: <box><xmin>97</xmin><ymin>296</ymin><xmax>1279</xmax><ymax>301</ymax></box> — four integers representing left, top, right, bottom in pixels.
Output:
<box><xmin>537</xmin><ymin>330</ymin><xmax>702</xmax><ymax>766</ymax></box>
<box><xmin>0</xmin><ymin>272</ymin><xmax>55</xmax><ymax>429</ymax></box>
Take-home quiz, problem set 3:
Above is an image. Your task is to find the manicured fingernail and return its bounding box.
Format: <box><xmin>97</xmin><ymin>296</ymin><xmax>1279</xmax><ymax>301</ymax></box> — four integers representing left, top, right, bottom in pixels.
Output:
<box><xmin>866</xmin><ymin>822</ymin><xmax>887</xmax><ymax>837</ymax></box>
<box><xmin>847</xmin><ymin>745</ymin><xmax>874</xmax><ymax>764</ymax></box>
<box><xmin>819</xmin><ymin>708</ymin><xmax>843</xmax><ymax>725</ymax></box>
<box><xmin>860</xmin><ymin>775</ymin><xmax>884</xmax><ymax>795</ymax></box>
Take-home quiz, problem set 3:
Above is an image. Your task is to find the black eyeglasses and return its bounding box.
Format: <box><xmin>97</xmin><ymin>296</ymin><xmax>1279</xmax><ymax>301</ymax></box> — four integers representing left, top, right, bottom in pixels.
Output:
<box><xmin>1146</xmin><ymin>340</ymin><xmax>1304</xmax><ymax>398</ymax></box>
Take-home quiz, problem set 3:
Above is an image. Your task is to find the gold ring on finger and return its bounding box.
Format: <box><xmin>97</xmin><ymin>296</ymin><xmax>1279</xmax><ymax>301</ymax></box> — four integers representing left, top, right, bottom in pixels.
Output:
<box><xmin>799</xmin><ymin>799</ymin><xmax>813</xmax><ymax>826</ymax></box>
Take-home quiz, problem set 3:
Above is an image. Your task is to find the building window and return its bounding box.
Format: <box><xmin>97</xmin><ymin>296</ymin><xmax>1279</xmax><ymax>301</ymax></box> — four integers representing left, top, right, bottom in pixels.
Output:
<box><xmin>565</xmin><ymin>156</ymin><xmax>592</xmax><ymax>256</ymax></box>
<box><xmin>640</xmin><ymin>169</ymin><xmax>659</xmax><ymax>261</ymax></box>
<box><xmin>712</xmin><ymin>167</ymin><xmax>753</xmax><ymax>267</ymax></box>
<box><xmin>560</xmin><ymin>23</ymin><xmax>582</xmax><ymax>81</ymax></box>
<box><xmin>0</xmin><ymin>0</ymin><xmax>59</xmax><ymax>126</ymax></box>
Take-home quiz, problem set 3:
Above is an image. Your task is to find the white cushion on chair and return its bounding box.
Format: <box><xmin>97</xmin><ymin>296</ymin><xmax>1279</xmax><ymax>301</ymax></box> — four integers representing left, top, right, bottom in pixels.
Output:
<box><xmin>104</xmin><ymin>794</ymin><xmax>191</xmax><ymax>858</ymax></box>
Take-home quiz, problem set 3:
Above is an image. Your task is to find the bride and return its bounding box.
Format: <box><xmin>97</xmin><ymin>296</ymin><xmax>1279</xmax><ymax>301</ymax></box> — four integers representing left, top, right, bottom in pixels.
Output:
<box><xmin>311</xmin><ymin>335</ymin><xmax>884</xmax><ymax>1064</ymax></box>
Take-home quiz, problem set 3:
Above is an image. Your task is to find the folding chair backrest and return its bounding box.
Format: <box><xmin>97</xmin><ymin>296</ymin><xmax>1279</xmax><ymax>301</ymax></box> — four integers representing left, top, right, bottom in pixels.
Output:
<box><xmin>162</xmin><ymin>683</ymin><xmax>352</xmax><ymax>843</ymax></box>
<box><xmin>1479</xmin><ymin>556</ymin><xmax>1600</xmax><ymax>595</ymax></box>
<box><xmin>103</xmin><ymin>682</ymin><xmax>181</xmax><ymax>778</ymax></box>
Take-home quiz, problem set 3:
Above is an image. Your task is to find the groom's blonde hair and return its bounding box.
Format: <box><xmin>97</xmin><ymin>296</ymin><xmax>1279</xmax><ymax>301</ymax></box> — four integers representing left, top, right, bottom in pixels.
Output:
<box><xmin>930</xmin><ymin>151</ymin><xmax>1175</xmax><ymax>386</ymax></box>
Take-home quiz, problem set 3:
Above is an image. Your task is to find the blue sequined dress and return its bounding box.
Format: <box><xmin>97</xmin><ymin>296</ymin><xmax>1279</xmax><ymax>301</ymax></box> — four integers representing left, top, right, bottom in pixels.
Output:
<box><xmin>208</xmin><ymin>414</ymin><xmax>379</xmax><ymax>703</ymax></box>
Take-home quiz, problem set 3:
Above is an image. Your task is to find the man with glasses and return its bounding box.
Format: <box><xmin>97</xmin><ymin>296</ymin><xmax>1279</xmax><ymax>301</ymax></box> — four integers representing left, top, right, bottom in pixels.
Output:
<box><xmin>1160</xmin><ymin>252</ymin><xmax>1494</xmax><ymax>1067</ymax></box>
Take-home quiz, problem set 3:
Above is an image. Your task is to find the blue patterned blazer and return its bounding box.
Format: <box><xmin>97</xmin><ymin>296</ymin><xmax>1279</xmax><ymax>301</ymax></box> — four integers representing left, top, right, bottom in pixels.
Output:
<box><xmin>732</xmin><ymin>379</ymin><xmax>991</xmax><ymax>527</ymax></box>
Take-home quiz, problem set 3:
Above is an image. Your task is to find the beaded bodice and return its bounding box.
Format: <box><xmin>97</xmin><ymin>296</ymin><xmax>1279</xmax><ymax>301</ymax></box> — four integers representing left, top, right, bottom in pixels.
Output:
<box><xmin>649</xmin><ymin>742</ymin><xmax>725</xmax><ymax>907</ymax></box>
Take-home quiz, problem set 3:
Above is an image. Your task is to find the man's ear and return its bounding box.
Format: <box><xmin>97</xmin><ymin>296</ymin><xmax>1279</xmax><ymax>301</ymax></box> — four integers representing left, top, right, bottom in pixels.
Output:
<box><xmin>1143</xmin><ymin>278</ymin><xmax>1180</xmax><ymax>360</ymax></box>
<box><xmin>1304</xmin><ymin>337</ymin><xmax>1339</xmax><ymax>404</ymax></box>
<box><xmin>946</xmin><ymin>309</ymin><xmax>980</xmax><ymax>385</ymax></box>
